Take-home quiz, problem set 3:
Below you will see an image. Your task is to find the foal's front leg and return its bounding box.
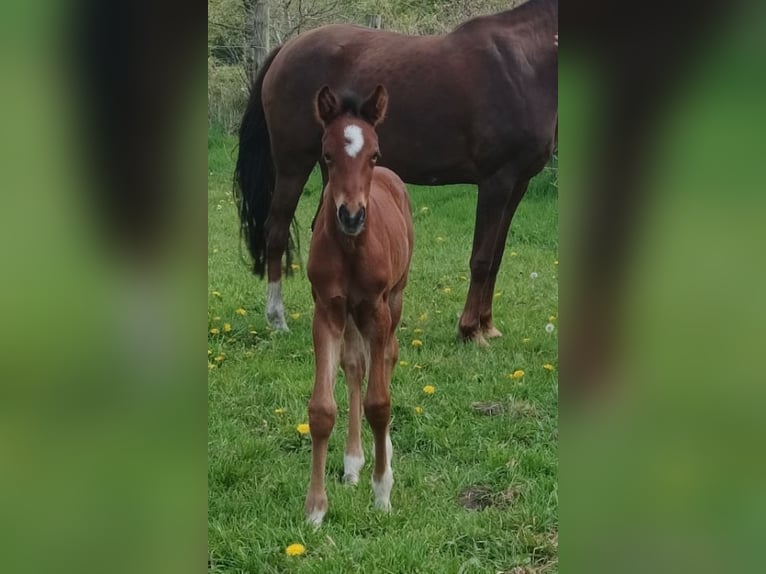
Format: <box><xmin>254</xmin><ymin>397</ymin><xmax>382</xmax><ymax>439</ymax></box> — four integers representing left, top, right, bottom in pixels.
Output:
<box><xmin>305</xmin><ymin>298</ymin><xmax>345</xmax><ymax>526</ymax></box>
<box><xmin>363</xmin><ymin>299</ymin><xmax>394</xmax><ymax>511</ymax></box>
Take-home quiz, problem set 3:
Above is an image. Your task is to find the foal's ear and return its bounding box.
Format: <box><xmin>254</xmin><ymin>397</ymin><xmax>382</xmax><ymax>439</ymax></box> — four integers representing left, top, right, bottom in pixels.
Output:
<box><xmin>315</xmin><ymin>85</ymin><xmax>340</xmax><ymax>126</ymax></box>
<box><xmin>361</xmin><ymin>85</ymin><xmax>388</xmax><ymax>126</ymax></box>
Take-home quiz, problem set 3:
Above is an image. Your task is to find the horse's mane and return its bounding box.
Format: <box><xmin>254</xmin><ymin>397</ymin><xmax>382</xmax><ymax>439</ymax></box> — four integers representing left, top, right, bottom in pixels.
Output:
<box><xmin>336</xmin><ymin>92</ymin><xmax>364</xmax><ymax>119</ymax></box>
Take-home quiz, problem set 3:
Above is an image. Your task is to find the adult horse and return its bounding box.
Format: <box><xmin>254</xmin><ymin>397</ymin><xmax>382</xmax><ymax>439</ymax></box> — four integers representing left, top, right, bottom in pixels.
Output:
<box><xmin>234</xmin><ymin>0</ymin><xmax>558</xmax><ymax>344</ymax></box>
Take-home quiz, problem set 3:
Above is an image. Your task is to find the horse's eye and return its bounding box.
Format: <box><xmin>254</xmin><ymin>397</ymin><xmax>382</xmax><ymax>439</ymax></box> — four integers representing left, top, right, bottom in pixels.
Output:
<box><xmin>371</xmin><ymin>151</ymin><xmax>381</xmax><ymax>163</ymax></box>
<box><xmin>323</xmin><ymin>153</ymin><xmax>332</xmax><ymax>163</ymax></box>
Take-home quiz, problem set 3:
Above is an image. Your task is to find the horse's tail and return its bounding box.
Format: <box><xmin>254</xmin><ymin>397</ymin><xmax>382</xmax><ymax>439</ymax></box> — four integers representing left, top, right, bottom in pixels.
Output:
<box><xmin>233</xmin><ymin>46</ymin><xmax>283</xmax><ymax>278</ymax></box>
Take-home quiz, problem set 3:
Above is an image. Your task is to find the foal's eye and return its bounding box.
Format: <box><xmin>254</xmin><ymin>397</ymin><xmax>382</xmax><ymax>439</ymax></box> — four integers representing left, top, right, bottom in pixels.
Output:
<box><xmin>371</xmin><ymin>151</ymin><xmax>381</xmax><ymax>164</ymax></box>
<box><xmin>323</xmin><ymin>153</ymin><xmax>332</xmax><ymax>163</ymax></box>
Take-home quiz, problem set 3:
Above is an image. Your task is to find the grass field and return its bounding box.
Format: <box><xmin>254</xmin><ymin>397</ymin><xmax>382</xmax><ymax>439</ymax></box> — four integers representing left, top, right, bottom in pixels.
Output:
<box><xmin>208</xmin><ymin>129</ymin><xmax>558</xmax><ymax>573</ymax></box>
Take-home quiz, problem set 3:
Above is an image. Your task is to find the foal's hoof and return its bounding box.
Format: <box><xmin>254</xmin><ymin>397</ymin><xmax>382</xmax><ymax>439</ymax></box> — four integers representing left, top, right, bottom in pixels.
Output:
<box><xmin>343</xmin><ymin>454</ymin><xmax>365</xmax><ymax>485</ymax></box>
<box><xmin>305</xmin><ymin>494</ymin><xmax>328</xmax><ymax>527</ymax></box>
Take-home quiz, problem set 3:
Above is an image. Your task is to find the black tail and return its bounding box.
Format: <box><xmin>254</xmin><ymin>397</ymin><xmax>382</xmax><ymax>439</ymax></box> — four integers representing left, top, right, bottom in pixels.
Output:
<box><xmin>233</xmin><ymin>46</ymin><xmax>284</xmax><ymax>277</ymax></box>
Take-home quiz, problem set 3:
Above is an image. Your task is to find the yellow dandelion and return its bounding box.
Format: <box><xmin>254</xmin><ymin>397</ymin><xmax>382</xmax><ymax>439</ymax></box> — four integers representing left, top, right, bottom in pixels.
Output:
<box><xmin>212</xmin><ymin>290</ymin><xmax>222</xmax><ymax>298</ymax></box>
<box><xmin>436</xmin><ymin>236</ymin><xmax>445</xmax><ymax>242</ymax></box>
<box><xmin>508</xmin><ymin>369</ymin><xmax>525</xmax><ymax>380</ymax></box>
<box><xmin>411</xmin><ymin>339</ymin><xmax>423</xmax><ymax>348</ymax></box>
<box><xmin>210</xmin><ymin>327</ymin><xmax>220</xmax><ymax>335</ymax></box>
<box><xmin>208</xmin><ymin>349</ymin><xmax>212</xmax><ymax>355</ymax></box>
<box><xmin>275</xmin><ymin>408</ymin><xmax>286</xmax><ymax>415</ymax></box>
<box><xmin>415</xmin><ymin>406</ymin><xmax>424</xmax><ymax>415</ymax></box>
<box><xmin>554</xmin><ymin>259</ymin><xmax>559</xmax><ymax>265</ymax></box>
<box><xmin>249</xmin><ymin>330</ymin><xmax>258</xmax><ymax>335</ymax></box>
<box><xmin>399</xmin><ymin>360</ymin><xmax>409</xmax><ymax>367</ymax></box>
<box><xmin>522</xmin><ymin>337</ymin><xmax>531</xmax><ymax>343</ymax></box>
<box><xmin>208</xmin><ymin>363</ymin><xmax>215</xmax><ymax>370</ymax></box>
<box><xmin>549</xmin><ymin>315</ymin><xmax>556</xmax><ymax>321</ymax></box>
<box><xmin>214</xmin><ymin>355</ymin><xmax>225</xmax><ymax>363</ymax></box>
<box><xmin>543</xmin><ymin>364</ymin><xmax>555</xmax><ymax>371</ymax></box>
<box><xmin>285</xmin><ymin>543</ymin><xmax>306</xmax><ymax>557</ymax></box>
<box><xmin>223</xmin><ymin>323</ymin><xmax>232</xmax><ymax>333</ymax></box>
<box><xmin>510</xmin><ymin>251</ymin><xmax>518</xmax><ymax>257</ymax></box>
<box><xmin>419</xmin><ymin>312</ymin><xmax>428</xmax><ymax>322</ymax></box>
<box><xmin>291</xmin><ymin>263</ymin><xmax>300</xmax><ymax>271</ymax></box>
<box><xmin>460</xmin><ymin>275</ymin><xmax>467</xmax><ymax>280</ymax></box>
<box><xmin>213</xmin><ymin>316</ymin><xmax>221</xmax><ymax>321</ymax></box>
<box><xmin>414</xmin><ymin>328</ymin><xmax>423</xmax><ymax>334</ymax></box>
<box><xmin>422</xmin><ymin>385</ymin><xmax>435</xmax><ymax>395</ymax></box>
<box><xmin>494</xmin><ymin>291</ymin><xmax>502</xmax><ymax>298</ymax></box>
<box><xmin>420</xmin><ymin>206</ymin><xmax>429</xmax><ymax>214</ymax></box>
<box><xmin>235</xmin><ymin>308</ymin><xmax>247</xmax><ymax>316</ymax></box>
<box><xmin>296</xmin><ymin>423</ymin><xmax>310</xmax><ymax>435</ymax></box>
<box><xmin>442</xmin><ymin>287</ymin><xmax>451</xmax><ymax>294</ymax></box>
<box><xmin>213</xmin><ymin>248</ymin><xmax>219</xmax><ymax>254</ymax></box>
<box><xmin>290</xmin><ymin>313</ymin><xmax>301</xmax><ymax>320</ymax></box>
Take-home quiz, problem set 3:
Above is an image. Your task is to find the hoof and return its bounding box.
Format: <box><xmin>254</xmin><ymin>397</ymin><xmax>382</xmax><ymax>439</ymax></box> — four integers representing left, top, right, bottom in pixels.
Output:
<box><xmin>482</xmin><ymin>325</ymin><xmax>503</xmax><ymax>339</ymax></box>
<box><xmin>305</xmin><ymin>493</ymin><xmax>327</xmax><ymax>527</ymax></box>
<box><xmin>266</xmin><ymin>312</ymin><xmax>289</xmax><ymax>332</ymax></box>
<box><xmin>343</xmin><ymin>454</ymin><xmax>365</xmax><ymax>485</ymax></box>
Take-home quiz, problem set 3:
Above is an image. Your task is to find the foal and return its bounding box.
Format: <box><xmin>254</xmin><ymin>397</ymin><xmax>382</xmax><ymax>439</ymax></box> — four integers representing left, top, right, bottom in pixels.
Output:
<box><xmin>304</xmin><ymin>85</ymin><xmax>414</xmax><ymax>526</ymax></box>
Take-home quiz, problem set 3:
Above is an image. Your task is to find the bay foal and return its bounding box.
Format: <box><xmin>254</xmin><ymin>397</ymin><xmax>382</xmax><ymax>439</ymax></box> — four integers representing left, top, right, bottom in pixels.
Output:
<box><xmin>304</xmin><ymin>85</ymin><xmax>413</xmax><ymax>526</ymax></box>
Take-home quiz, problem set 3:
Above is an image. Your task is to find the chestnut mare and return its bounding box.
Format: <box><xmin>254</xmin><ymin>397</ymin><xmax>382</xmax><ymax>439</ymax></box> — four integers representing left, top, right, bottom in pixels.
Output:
<box><xmin>234</xmin><ymin>0</ymin><xmax>557</xmax><ymax>345</ymax></box>
<box><xmin>304</xmin><ymin>85</ymin><xmax>413</xmax><ymax>525</ymax></box>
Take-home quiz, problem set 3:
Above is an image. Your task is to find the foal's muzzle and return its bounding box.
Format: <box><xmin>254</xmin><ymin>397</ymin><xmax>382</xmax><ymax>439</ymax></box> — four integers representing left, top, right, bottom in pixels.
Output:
<box><xmin>337</xmin><ymin>205</ymin><xmax>366</xmax><ymax>235</ymax></box>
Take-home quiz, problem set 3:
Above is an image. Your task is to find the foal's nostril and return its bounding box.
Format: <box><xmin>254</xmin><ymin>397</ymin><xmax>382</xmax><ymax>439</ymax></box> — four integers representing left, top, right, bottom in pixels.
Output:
<box><xmin>338</xmin><ymin>205</ymin><xmax>365</xmax><ymax>232</ymax></box>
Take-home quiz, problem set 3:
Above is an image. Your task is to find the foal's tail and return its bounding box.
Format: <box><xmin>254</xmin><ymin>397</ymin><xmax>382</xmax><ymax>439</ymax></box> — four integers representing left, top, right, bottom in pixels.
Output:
<box><xmin>233</xmin><ymin>46</ymin><xmax>283</xmax><ymax>278</ymax></box>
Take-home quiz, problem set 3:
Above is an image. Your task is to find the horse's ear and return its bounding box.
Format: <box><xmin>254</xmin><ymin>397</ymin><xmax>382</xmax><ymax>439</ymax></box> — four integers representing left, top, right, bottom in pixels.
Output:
<box><xmin>361</xmin><ymin>85</ymin><xmax>388</xmax><ymax>126</ymax></box>
<box><xmin>315</xmin><ymin>86</ymin><xmax>340</xmax><ymax>126</ymax></box>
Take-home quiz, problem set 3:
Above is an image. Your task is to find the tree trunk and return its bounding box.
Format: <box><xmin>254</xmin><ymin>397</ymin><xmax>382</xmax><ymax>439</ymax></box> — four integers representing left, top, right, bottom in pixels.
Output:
<box><xmin>244</xmin><ymin>0</ymin><xmax>270</xmax><ymax>87</ymax></box>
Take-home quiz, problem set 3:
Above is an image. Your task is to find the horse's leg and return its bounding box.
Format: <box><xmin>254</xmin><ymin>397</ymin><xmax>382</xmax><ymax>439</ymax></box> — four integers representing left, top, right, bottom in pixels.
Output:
<box><xmin>305</xmin><ymin>298</ymin><xmax>345</xmax><ymax>526</ymax></box>
<box><xmin>265</xmin><ymin>167</ymin><xmax>312</xmax><ymax>331</ymax></box>
<box><xmin>340</xmin><ymin>316</ymin><xmax>366</xmax><ymax>485</ymax></box>
<box><xmin>363</xmin><ymin>299</ymin><xmax>394</xmax><ymax>511</ymax></box>
<box><xmin>387</xmin><ymin>286</ymin><xmax>404</xmax><ymax>371</ymax></box>
<box><xmin>479</xmin><ymin>179</ymin><xmax>530</xmax><ymax>339</ymax></box>
<box><xmin>458</xmin><ymin>169</ymin><xmax>521</xmax><ymax>344</ymax></box>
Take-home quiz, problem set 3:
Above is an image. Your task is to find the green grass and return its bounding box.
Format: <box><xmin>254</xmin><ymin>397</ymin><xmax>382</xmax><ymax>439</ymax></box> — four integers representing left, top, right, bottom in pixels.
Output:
<box><xmin>208</xmin><ymin>129</ymin><xmax>558</xmax><ymax>573</ymax></box>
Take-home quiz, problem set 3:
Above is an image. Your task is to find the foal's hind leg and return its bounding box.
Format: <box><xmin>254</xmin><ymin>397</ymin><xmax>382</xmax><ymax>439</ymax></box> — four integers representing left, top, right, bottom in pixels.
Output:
<box><xmin>341</xmin><ymin>317</ymin><xmax>366</xmax><ymax>485</ymax></box>
<box><xmin>265</xmin><ymin>167</ymin><xmax>312</xmax><ymax>330</ymax></box>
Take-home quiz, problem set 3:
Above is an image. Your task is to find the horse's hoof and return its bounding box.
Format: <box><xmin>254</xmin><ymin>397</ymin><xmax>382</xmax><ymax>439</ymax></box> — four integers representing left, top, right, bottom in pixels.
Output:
<box><xmin>483</xmin><ymin>325</ymin><xmax>503</xmax><ymax>339</ymax></box>
<box><xmin>457</xmin><ymin>324</ymin><xmax>490</xmax><ymax>346</ymax></box>
<box><xmin>343</xmin><ymin>454</ymin><xmax>365</xmax><ymax>485</ymax></box>
<box><xmin>305</xmin><ymin>494</ymin><xmax>328</xmax><ymax>527</ymax></box>
<box><xmin>266</xmin><ymin>312</ymin><xmax>289</xmax><ymax>332</ymax></box>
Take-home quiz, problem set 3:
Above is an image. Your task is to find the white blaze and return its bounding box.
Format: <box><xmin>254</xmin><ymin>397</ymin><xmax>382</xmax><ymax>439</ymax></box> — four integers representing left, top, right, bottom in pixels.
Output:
<box><xmin>343</xmin><ymin>124</ymin><xmax>364</xmax><ymax>158</ymax></box>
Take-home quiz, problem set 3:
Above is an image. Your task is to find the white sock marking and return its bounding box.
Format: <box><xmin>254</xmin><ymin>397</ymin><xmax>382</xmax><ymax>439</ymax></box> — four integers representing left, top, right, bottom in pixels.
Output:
<box><xmin>306</xmin><ymin>509</ymin><xmax>326</xmax><ymax>527</ymax></box>
<box><xmin>266</xmin><ymin>281</ymin><xmax>288</xmax><ymax>331</ymax></box>
<box><xmin>371</xmin><ymin>434</ymin><xmax>393</xmax><ymax>510</ymax></box>
<box><xmin>343</xmin><ymin>124</ymin><xmax>364</xmax><ymax>158</ymax></box>
<box><xmin>343</xmin><ymin>453</ymin><xmax>365</xmax><ymax>485</ymax></box>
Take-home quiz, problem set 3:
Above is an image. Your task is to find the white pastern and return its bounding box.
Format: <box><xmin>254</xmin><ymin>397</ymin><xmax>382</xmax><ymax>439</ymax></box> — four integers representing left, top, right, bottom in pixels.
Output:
<box><xmin>306</xmin><ymin>508</ymin><xmax>326</xmax><ymax>527</ymax></box>
<box><xmin>371</xmin><ymin>434</ymin><xmax>393</xmax><ymax>511</ymax></box>
<box><xmin>343</xmin><ymin>454</ymin><xmax>365</xmax><ymax>485</ymax></box>
<box><xmin>266</xmin><ymin>281</ymin><xmax>288</xmax><ymax>331</ymax></box>
<box><xmin>343</xmin><ymin>124</ymin><xmax>364</xmax><ymax>158</ymax></box>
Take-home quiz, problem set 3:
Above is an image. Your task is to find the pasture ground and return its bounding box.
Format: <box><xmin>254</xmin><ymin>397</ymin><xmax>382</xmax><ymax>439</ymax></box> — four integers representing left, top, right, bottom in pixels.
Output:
<box><xmin>208</xmin><ymin>129</ymin><xmax>558</xmax><ymax>573</ymax></box>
